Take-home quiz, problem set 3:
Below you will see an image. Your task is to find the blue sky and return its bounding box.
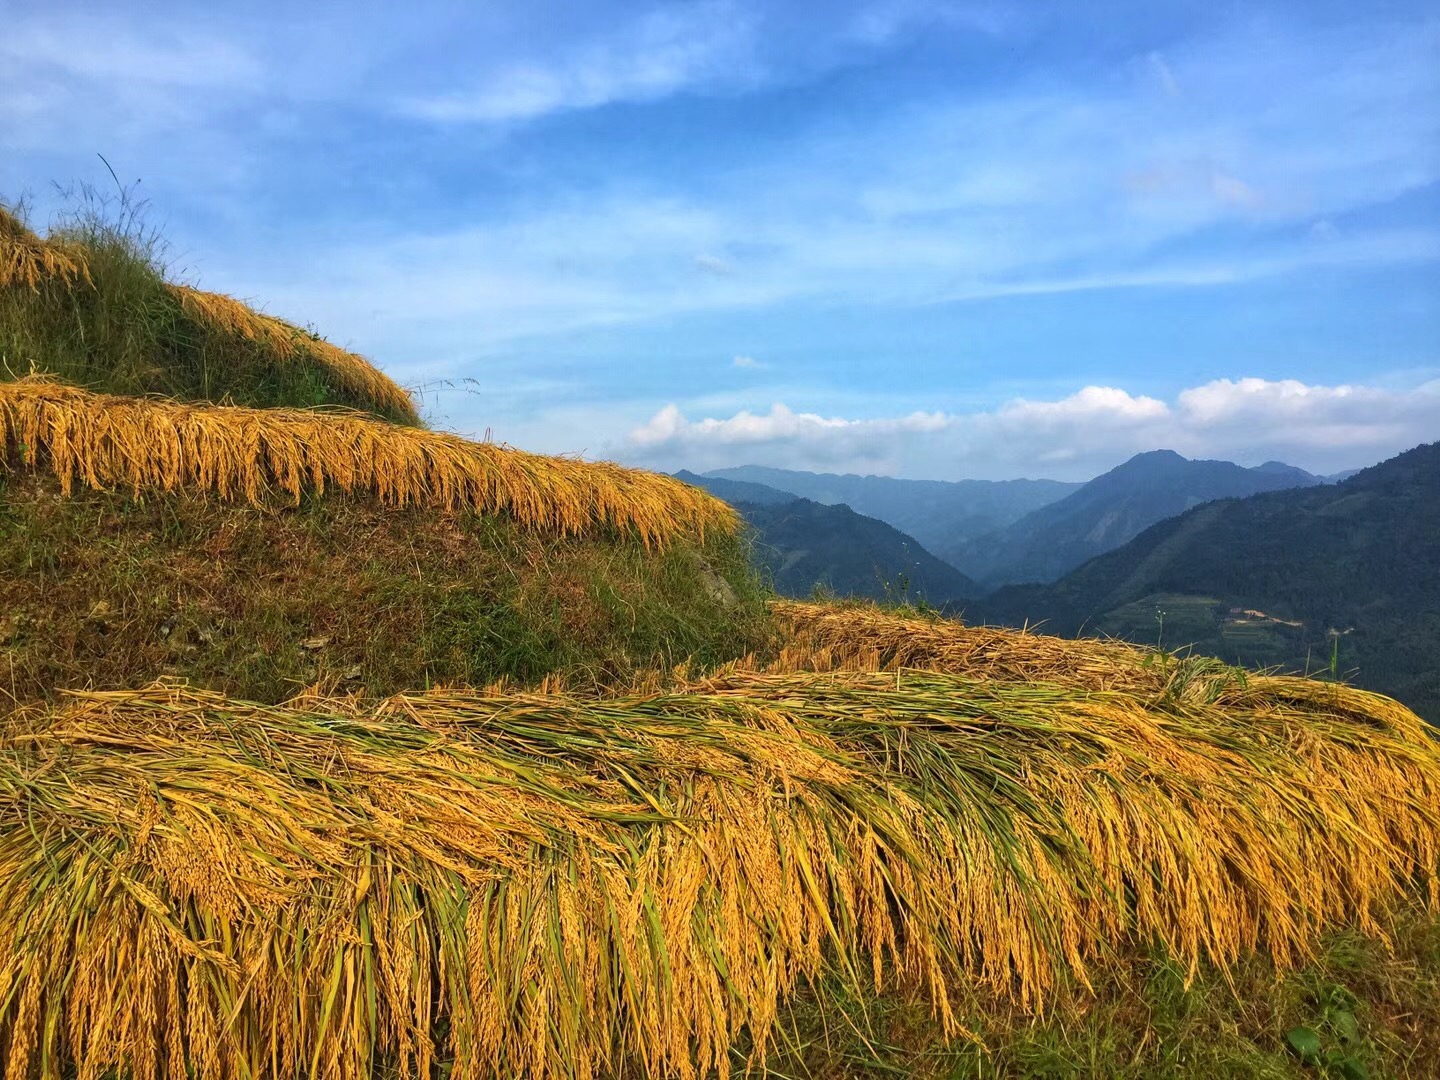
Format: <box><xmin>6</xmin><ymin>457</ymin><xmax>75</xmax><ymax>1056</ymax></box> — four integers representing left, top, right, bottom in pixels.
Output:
<box><xmin>3</xmin><ymin>0</ymin><xmax>1437</xmax><ymax>479</ymax></box>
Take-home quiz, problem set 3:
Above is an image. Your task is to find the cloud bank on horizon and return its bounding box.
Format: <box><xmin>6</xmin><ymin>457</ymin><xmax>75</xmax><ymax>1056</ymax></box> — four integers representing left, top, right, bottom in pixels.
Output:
<box><xmin>624</xmin><ymin>377</ymin><xmax>1440</xmax><ymax>480</ymax></box>
<box><xmin>2</xmin><ymin>0</ymin><xmax>1436</xmax><ymax>480</ymax></box>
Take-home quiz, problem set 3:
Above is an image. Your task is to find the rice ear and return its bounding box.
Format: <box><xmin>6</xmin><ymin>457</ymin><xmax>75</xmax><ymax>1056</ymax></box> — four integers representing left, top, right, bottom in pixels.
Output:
<box><xmin>0</xmin><ymin>205</ymin><xmax>92</xmax><ymax>291</ymax></box>
<box><xmin>2</xmin><ymin>671</ymin><xmax>1435</xmax><ymax>1079</ymax></box>
<box><xmin>169</xmin><ymin>285</ymin><xmax>419</xmax><ymax>423</ymax></box>
<box><xmin>0</xmin><ymin>376</ymin><xmax>739</xmax><ymax>547</ymax></box>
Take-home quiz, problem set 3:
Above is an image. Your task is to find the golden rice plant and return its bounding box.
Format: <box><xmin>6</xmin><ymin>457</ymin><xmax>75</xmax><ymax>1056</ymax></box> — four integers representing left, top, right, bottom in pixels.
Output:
<box><xmin>767</xmin><ymin>599</ymin><xmax>1437</xmax><ymax>745</ymax></box>
<box><xmin>0</xmin><ymin>377</ymin><xmax>738</xmax><ymax>547</ymax></box>
<box><xmin>0</xmin><ymin>206</ymin><xmax>91</xmax><ymax>291</ymax></box>
<box><xmin>2</xmin><ymin>671</ymin><xmax>1436</xmax><ymax>1079</ymax></box>
<box><xmin>767</xmin><ymin>598</ymin><xmax>1194</xmax><ymax>688</ymax></box>
<box><xmin>169</xmin><ymin>285</ymin><xmax>419</xmax><ymax>422</ymax></box>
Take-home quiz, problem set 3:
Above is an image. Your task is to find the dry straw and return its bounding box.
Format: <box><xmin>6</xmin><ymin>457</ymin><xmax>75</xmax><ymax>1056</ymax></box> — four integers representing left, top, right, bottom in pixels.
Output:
<box><xmin>168</xmin><ymin>285</ymin><xmax>419</xmax><ymax>422</ymax></box>
<box><xmin>1</xmin><ymin>672</ymin><xmax>1436</xmax><ymax>1080</ymax></box>
<box><xmin>767</xmin><ymin>598</ymin><xmax>1172</xmax><ymax>689</ymax></box>
<box><xmin>765</xmin><ymin>600</ymin><xmax>1430</xmax><ymax>737</ymax></box>
<box><xmin>0</xmin><ymin>377</ymin><xmax>738</xmax><ymax>547</ymax></box>
<box><xmin>0</xmin><ymin>206</ymin><xmax>90</xmax><ymax>291</ymax></box>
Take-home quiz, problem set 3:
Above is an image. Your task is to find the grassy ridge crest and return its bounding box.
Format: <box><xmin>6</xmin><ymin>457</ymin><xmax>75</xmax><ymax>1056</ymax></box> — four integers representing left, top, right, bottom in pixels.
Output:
<box><xmin>168</xmin><ymin>284</ymin><xmax>418</xmax><ymax>421</ymax></box>
<box><xmin>1</xmin><ymin>198</ymin><xmax>418</xmax><ymax>422</ymax></box>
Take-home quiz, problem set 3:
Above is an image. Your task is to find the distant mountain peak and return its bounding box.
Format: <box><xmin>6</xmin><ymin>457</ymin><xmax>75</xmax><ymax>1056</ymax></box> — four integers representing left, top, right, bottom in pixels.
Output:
<box><xmin>1101</xmin><ymin>449</ymin><xmax>1198</xmax><ymax>480</ymax></box>
<box><xmin>956</xmin><ymin>448</ymin><xmax>1329</xmax><ymax>588</ymax></box>
<box><xmin>1250</xmin><ymin>460</ymin><xmax>1321</xmax><ymax>483</ymax></box>
<box><xmin>1108</xmin><ymin>450</ymin><xmax>1192</xmax><ymax>476</ymax></box>
<box><xmin>973</xmin><ymin>440</ymin><xmax>1440</xmax><ymax>724</ymax></box>
<box><xmin>1130</xmin><ymin>449</ymin><xmax>1186</xmax><ymax>462</ymax></box>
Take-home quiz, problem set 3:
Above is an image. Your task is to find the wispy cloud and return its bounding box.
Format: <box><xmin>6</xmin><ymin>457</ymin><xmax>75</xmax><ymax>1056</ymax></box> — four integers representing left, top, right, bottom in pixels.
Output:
<box><xmin>1145</xmin><ymin>51</ymin><xmax>1182</xmax><ymax>97</ymax></box>
<box><xmin>213</xmin><ymin>10</ymin><xmax>1439</xmax><ymax>368</ymax></box>
<box><xmin>732</xmin><ymin>354</ymin><xmax>764</xmax><ymax>369</ymax></box>
<box><xmin>0</xmin><ymin>17</ymin><xmax>261</xmax><ymax>89</ymax></box>
<box><xmin>396</xmin><ymin>3</ymin><xmax>758</xmax><ymax>124</ymax></box>
<box><xmin>0</xmin><ymin>8</ymin><xmax>277</xmax><ymax>205</ymax></box>
<box><xmin>694</xmin><ymin>253</ymin><xmax>734</xmax><ymax>275</ymax></box>
<box><xmin>844</xmin><ymin>0</ymin><xmax>1021</xmax><ymax>45</ymax></box>
<box><xmin>3</xmin><ymin>0</ymin><xmax>1434</xmax><ymax>475</ymax></box>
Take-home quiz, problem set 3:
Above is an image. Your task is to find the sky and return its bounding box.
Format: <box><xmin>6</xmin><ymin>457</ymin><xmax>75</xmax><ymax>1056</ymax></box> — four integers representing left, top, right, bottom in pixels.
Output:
<box><xmin>3</xmin><ymin>0</ymin><xmax>1438</xmax><ymax>480</ymax></box>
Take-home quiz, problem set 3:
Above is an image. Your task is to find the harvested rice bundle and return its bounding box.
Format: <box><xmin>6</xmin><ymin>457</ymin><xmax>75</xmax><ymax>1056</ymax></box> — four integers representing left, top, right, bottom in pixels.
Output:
<box><xmin>169</xmin><ymin>285</ymin><xmax>419</xmax><ymax>423</ymax></box>
<box><xmin>2</xmin><ymin>672</ymin><xmax>1436</xmax><ymax>1080</ymax></box>
<box><xmin>767</xmin><ymin>599</ymin><xmax>1434</xmax><ymax>739</ymax></box>
<box><xmin>0</xmin><ymin>377</ymin><xmax>738</xmax><ymax>547</ymax></box>
<box><xmin>769</xmin><ymin>598</ymin><xmax>1168</xmax><ymax>685</ymax></box>
<box><xmin>0</xmin><ymin>206</ymin><xmax>90</xmax><ymax>291</ymax></box>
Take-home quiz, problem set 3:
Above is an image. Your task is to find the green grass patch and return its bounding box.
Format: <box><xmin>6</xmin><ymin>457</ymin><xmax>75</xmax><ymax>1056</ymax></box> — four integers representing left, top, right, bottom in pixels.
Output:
<box><xmin>0</xmin><ymin>470</ymin><xmax>771</xmax><ymax>705</ymax></box>
<box><xmin>726</xmin><ymin>908</ymin><xmax>1440</xmax><ymax>1079</ymax></box>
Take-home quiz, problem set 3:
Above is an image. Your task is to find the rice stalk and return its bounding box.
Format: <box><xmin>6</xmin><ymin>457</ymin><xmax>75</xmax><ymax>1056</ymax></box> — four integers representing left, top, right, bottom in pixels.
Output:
<box><xmin>0</xmin><ymin>206</ymin><xmax>91</xmax><ymax>292</ymax></box>
<box><xmin>168</xmin><ymin>285</ymin><xmax>418</xmax><ymax>423</ymax></box>
<box><xmin>0</xmin><ymin>377</ymin><xmax>738</xmax><ymax>547</ymax></box>
<box><xmin>1</xmin><ymin>670</ymin><xmax>1435</xmax><ymax>1079</ymax></box>
<box><xmin>765</xmin><ymin>600</ymin><xmax>1433</xmax><ymax>740</ymax></box>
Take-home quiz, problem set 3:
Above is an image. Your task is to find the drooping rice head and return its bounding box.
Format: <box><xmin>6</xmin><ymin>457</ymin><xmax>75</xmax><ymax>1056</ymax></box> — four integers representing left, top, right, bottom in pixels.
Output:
<box><xmin>0</xmin><ymin>206</ymin><xmax>91</xmax><ymax>292</ymax></box>
<box><xmin>765</xmin><ymin>598</ymin><xmax>1163</xmax><ymax>687</ymax></box>
<box><xmin>1</xmin><ymin>671</ymin><xmax>1436</xmax><ymax>1080</ymax></box>
<box><xmin>0</xmin><ymin>376</ymin><xmax>739</xmax><ymax>548</ymax></box>
<box><xmin>764</xmin><ymin>599</ymin><xmax>1434</xmax><ymax>740</ymax></box>
<box><xmin>168</xmin><ymin>285</ymin><xmax>419</xmax><ymax>423</ymax></box>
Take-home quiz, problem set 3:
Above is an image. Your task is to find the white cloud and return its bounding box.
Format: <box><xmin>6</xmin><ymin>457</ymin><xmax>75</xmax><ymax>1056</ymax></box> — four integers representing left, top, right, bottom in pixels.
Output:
<box><xmin>396</xmin><ymin>3</ymin><xmax>756</xmax><ymax>124</ymax></box>
<box><xmin>1174</xmin><ymin>377</ymin><xmax>1436</xmax><ymax>450</ymax></box>
<box><xmin>1209</xmin><ymin>168</ymin><xmax>1263</xmax><ymax>210</ymax></box>
<box><xmin>629</xmin><ymin>401</ymin><xmax>947</xmax><ymax>447</ymax></box>
<box><xmin>732</xmin><ymin>354</ymin><xmax>764</xmax><ymax>369</ymax></box>
<box><xmin>997</xmin><ymin>385</ymin><xmax>1170</xmax><ymax>426</ymax></box>
<box><xmin>622</xmin><ymin>377</ymin><xmax>1440</xmax><ymax>479</ymax></box>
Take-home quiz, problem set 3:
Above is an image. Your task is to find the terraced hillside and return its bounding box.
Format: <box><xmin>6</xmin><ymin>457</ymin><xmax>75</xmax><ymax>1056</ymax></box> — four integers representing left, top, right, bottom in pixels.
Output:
<box><xmin>3</xmin><ymin>196</ymin><xmax>1438</xmax><ymax>1079</ymax></box>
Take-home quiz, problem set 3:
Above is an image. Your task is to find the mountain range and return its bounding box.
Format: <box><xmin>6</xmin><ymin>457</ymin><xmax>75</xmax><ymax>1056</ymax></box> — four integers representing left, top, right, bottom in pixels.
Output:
<box><xmin>703</xmin><ymin>465</ymin><xmax>1078</xmax><ymax>559</ymax></box>
<box><xmin>685</xmin><ymin>446</ymin><xmax>1436</xmax><ymax>722</ymax></box>
<box><xmin>708</xmin><ymin>454</ymin><xmax>1337</xmax><ymax>590</ymax></box>
<box><xmin>974</xmin><ymin>443</ymin><xmax>1439</xmax><ymax>723</ymax></box>
<box><xmin>948</xmin><ymin>450</ymin><xmax>1327</xmax><ymax>587</ymax></box>
<box><xmin>674</xmin><ymin>471</ymin><xmax>978</xmax><ymax>604</ymax></box>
